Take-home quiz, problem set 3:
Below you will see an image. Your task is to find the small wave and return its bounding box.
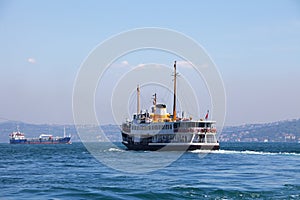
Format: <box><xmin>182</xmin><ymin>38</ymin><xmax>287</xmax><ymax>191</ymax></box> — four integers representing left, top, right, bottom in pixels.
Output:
<box><xmin>107</xmin><ymin>148</ymin><xmax>125</xmax><ymax>152</ymax></box>
<box><xmin>190</xmin><ymin>149</ymin><xmax>300</xmax><ymax>156</ymax></box>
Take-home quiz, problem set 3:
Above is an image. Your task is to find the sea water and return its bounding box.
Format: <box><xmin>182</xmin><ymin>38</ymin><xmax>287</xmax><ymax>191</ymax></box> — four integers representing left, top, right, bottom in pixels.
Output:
<box><xmin>0</xmin><ymin>142</ymin><xmax>299</xmax><ymax>199</ymax></box>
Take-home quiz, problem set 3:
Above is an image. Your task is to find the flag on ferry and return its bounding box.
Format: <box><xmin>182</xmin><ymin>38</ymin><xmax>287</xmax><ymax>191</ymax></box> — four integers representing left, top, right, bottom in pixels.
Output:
<box><xmin>205</xmin><ymin>110</ymin><xmax>209</xmax><ymax>120</ymax></box>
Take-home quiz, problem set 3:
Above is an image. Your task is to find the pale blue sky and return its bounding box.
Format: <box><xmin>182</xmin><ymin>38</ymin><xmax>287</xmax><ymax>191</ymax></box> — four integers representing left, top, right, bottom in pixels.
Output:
<box><xmin>1</xmin><ymin>0</ymin><xmax>300</xmax><ymax>125</ymax></box>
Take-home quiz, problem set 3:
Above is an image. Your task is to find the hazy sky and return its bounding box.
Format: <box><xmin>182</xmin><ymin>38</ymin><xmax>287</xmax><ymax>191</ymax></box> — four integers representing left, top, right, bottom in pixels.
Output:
<box><xmin>1</xmin><ymin>0</ymin><xmax>300</xmax><ymax>125</ymax></box>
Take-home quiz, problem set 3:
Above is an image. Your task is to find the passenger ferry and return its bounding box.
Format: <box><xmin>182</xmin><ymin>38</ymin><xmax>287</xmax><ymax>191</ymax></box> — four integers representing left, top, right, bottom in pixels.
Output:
<box><xmin>121</xmin><ymin>61</ymin><xmax>219</xmax><ymax>151</ymax></box>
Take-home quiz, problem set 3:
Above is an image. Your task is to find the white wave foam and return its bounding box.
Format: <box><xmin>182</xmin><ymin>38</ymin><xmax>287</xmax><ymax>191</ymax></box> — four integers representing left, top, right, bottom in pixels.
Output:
<box><xmin>190</xmin><ymin>149</ymin><xmax>300</xmax><ymax>156</ymax></box>
<box><xmin>107</xmin><ymin>147</ymin><xmax>125</xmax><ymax>152</ymax></box>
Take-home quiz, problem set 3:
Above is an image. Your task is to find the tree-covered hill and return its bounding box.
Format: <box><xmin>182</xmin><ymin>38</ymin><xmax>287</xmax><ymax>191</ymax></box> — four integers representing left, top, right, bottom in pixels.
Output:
<box><xmin>220</xmin><ymin>119</ymin><xmax>300</xmax><ymax>142</ymax></box>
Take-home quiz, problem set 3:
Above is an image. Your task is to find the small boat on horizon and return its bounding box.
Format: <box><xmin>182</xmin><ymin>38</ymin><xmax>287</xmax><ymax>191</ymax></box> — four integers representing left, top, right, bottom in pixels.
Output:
<box><xmin>9</xmin><ymin>127</ymin><xmax>71</xmax><ymax>144</ymax></box>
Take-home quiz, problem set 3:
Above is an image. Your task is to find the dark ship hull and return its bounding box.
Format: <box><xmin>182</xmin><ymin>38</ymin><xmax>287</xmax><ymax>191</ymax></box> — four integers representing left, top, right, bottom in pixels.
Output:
<box><xmin>122</xmin><ymin>142</ymin><xmax>219</xmax><ymax>151</ymax></box>
<box><xmin>9</xmin><ymin>137</ymin><xmax>71</xmax><ymax>144</ymax></box>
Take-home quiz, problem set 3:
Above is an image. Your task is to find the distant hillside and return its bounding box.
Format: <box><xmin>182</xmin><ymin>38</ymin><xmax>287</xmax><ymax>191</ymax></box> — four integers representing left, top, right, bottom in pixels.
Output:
<box><xmin>1</xmin><ymin>119</ymin><xmax>300</xmax><ymax>143</ymax></box>
<box><xmin>220</xmin><ymin>119</ymin><xmax>300</xmax><ymax>142</ymax></box>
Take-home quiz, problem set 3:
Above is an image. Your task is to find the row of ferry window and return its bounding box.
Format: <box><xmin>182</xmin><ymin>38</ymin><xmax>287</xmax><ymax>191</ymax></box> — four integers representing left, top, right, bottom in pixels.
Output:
<box><xmin>174</xmin><ymin>122</ymin><xmax>212</xmax><ymax>128</ymax></box>
<box><xmin>132</xmin><ymin>124</ymin><xmax>172</xmax><ymax>130</ymax></box>
<box><xmin>131</xmin><ymin>123</ymin><xmax>213</xmax><ymax>130</ymax></box>
<box><xmin>152</xmin><ymin>134</ymin><xmax>191</xmax><ymax>143</ymax></box>
<box><xmin>151</xmin><ymin>134</ymin><xmax>216</xmax><ymax>143</ymax></box>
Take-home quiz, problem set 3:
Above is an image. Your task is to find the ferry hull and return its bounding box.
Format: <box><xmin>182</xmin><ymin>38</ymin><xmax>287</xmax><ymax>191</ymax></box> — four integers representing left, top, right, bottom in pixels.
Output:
<box><xmin>122</xmin><ymin>131</ymin><xmax>219</xmax><ymax>151</ymax></box>
<box><xmin>122</xmin><ymin>142</ymin><xmax>219</xmax><ymax>151</ymax></box>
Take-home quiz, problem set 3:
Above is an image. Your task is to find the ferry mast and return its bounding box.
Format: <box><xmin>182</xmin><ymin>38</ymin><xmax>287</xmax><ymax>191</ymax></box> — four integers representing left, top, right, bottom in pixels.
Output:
<box><xmin>172</xmin><ymin>61</ymin><xmax>177</xmax><ymax>121</ymax></box>
<box><xmin>137</xmin><ymin>85</ymin><xmax>140</xmax><ymax>114</ymax></box>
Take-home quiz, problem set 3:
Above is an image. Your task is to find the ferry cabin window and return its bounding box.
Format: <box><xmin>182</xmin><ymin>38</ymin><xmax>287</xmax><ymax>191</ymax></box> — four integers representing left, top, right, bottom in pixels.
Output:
<box><xmin>173</xmin><ymin>123</ymin><xmax>180</xmax><ymax>129</ymax></box>
<box><xmin>198</xmin><ymin>123</ymin><xmax>205</xmax><ymax>128</ymax></box>
<box><xmin>197</xmin><ymin>123</ymin><xmax>211</xmax><ymax>128</ymax></box>
<box><xmin>163</xmin><ymin>124</ymin><xmax>171</xmax><ymax>129</ymax></box>
<box><xmin>199</xmin><ymin>134</ymin><xmax>205</xmax><ymax>143</ymax></box>
<box><xmin>206</xmin><ymin>135</ymin><xmax>215</xmax><ymax>143</ymax></box>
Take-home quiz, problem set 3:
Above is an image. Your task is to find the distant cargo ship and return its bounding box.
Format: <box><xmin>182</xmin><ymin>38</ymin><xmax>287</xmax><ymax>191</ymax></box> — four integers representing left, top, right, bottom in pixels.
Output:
<box><xmin>9</xmin><ymin>127</ymin><xmax>71</xmax><ymax>144</ymax></box>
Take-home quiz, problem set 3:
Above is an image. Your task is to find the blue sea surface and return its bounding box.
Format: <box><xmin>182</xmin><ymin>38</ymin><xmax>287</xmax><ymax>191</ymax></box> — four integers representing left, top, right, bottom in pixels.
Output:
<box><xmin>0</xmin><ymin>142</ymin><xmax>299</xmax><ymax>199</ymax></box>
